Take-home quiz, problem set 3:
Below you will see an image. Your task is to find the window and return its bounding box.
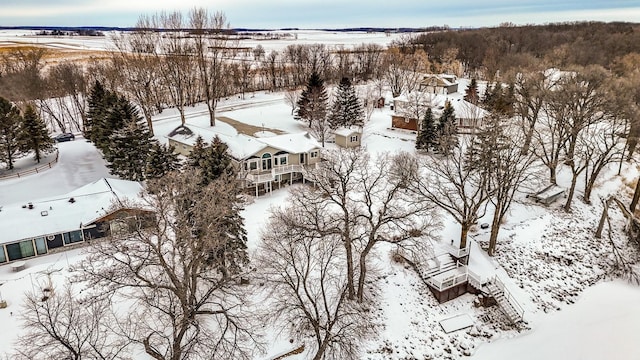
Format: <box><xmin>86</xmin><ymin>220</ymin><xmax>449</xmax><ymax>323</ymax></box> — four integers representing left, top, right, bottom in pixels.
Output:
<box><xmin>262</xmin><ymin>153</ymin><xmax>272</xmax><ymax>170</ymax></box>
<box><xmin>63</xmin><ymin>230</ymin><xmax>83</xmax><ymax>245</ymax></box>
<box><xmin>0</xmin><ymin>246</ymin><xmax>6</xmax><ymax>263</ymax></box>
<box><xmin>350</xmin><ymin>135</ymin><xmax>358</xmax><ymax>142</ymax></box>
<box><xmin>34</xmin><ymin>237</ymin><xmax>47</xmax><ymax>255</ymax></box>
<box><xmin>250</xmin><ymin>161</ymin><xmax>257</xmax><ymax>170</ymax></box>
<box><xmin>310</xmin><ymin>151</ymin><xmax>318</xmax><ymax>159</ymax></box>
<box><xmin>279</xmin><ymin>156</ymin><xmax>287</xmax><ymax>165</ymax></box>
<box><xmin>6</xmin><ymin>240</ymin><xmax>35</xmax><ymax>261</ymax></box>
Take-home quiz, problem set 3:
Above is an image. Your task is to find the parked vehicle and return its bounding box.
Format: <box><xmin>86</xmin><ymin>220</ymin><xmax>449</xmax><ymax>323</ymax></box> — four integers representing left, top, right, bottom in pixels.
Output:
<box><xmin>54</xmin><ymin>133</ymin><xmax>75</xmax><ymax>142</ymax></box>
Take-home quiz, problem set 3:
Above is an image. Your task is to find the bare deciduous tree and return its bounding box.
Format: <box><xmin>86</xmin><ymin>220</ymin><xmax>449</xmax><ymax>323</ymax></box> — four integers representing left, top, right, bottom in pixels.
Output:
<box><xmin>74</xmin><ymin>171</ymin><xmax>259</xmax><ymax>360</ymax></box>
<box><xmin>258</xmin><ymin>207</ymin><xmax>373</xmax><ymax>360</ymax></box>
<box><xmin>468</xmin><ymin>114</ymin><xmax>536</xmax><ymax>256</ymax></box>
<box><xmin>15</xmin><ymin>282</ymin><xmax>130</xmax><ymax>360</ymax></box>
<box><xmin>409</xmin><ymin>139</ymin><xmax>490</xmax><ymax>249</ymax></box>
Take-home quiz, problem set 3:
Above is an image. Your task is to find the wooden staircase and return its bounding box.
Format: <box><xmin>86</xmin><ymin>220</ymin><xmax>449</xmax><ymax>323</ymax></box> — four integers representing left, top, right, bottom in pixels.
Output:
<box><xmin>485</xmin><ymin>276</ymin><xmax>524</xmax><ymax>324</ymax></box>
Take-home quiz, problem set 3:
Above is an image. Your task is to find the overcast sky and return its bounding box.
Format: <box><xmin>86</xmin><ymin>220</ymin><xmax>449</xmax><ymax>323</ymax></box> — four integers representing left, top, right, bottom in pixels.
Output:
<box><xmin>1</xmin><ymin>0</ymin><xmax>639</xmax><ymax>28</ymax></box>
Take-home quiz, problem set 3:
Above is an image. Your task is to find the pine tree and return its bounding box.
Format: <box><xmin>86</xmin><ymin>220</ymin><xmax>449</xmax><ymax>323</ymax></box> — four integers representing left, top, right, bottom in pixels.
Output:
<box><xmin>416</xmin><ymin>107</ymin><xmax>437</xmax><ymax>151</ymax></box>
<box><xmin>187</xmin><ymin>135</ymin><xmax>235</xmax><ymax>186</ymax></box>
<box><xmin>106</xmin><ymin>104</ymin><xmax>153</xmax><ymax>181</ymax></box>
<box><xmin>96</xmin><ymin>96</ymin><xmax>136</xmax><ymax>158</ymax></box>
<box><xmin>0</xmin><ymin>97</ymin><xmax>23</xmax><ymax>170</ymax></box>
<box><xmin>86</xmin><ymin>81</ymin><xmax>116</xmax><ymax>142</ymax></box>
<box><xmin>187</xmin><ymin>136</ymin><xmax>208</xmax><ymax>169</ymax></box>
<box><xmin>19</xmin><ymin>104</ymin><xmax>53</xmax><ymax>163</ymax></box>
<box><xmin>328</xmin><ymin>77</ymin><xmax>364</xmax><ymax>129</ymax></box>
<box><xmin>464</xmin><ymin>78</ymin><xmax>479</xmax><ymax>104</ymax></box>
<box><xmin>199</xmin><ymin>136</ymin><xmax>235</xmax><ymax>186</ymax></box>
<box><xmin>295</xmin><ymin>71</ymin><xmax>329</xmax><ymax>128</ymax></box>
<box><xmin>436</xmin><ymin>101</ymin><xmax>458</xmax><ymax>155</ymax></box>
<box><xmin>145</xmin><ymin>142</ymin><xmax>180</xmax><ymax>180</ymax></box>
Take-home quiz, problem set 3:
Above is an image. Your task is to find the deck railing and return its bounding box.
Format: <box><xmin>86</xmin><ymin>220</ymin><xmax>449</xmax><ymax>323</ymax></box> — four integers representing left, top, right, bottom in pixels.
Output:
<box><xmin>448</xmin><ymin>244</ymin><xmax>470</xmax><ymax>258</ymax></box>
<box><xmin>491</xmin><ymin>275</ymin><xmax>525</xmax><ymax>321</ymax></box>
<box><xmin>467</xmin><ymin>267</ymin><xmax>483</xmax><ymax>289</ymax></box>
<box><xmin>426</xmin><ymin>263</ymin><xmax>468</xmax><ymax>291</ymax></box>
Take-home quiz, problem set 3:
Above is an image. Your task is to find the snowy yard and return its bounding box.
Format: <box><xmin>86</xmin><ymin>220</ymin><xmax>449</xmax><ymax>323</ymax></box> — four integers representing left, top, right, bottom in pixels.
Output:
<box><xmin>1</xmin><ymin>29</ymin><xmax>639</xmax><ymax>357</ymax></box>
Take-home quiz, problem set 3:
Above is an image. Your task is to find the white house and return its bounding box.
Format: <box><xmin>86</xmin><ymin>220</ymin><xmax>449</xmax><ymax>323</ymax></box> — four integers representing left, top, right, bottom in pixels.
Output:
<box><xmin>167</xmin><ymin>125</ymin><xmax>323</xmax><ymax>195</ymax></box>
<box><xmin>0</xmin><ymin>178</ymin><xmax>148</xmax><ymax>265</ymax></box>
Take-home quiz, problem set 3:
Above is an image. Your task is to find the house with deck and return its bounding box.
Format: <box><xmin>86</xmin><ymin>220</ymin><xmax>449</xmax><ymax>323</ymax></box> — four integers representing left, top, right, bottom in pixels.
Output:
<box><xmin>392</xmin><ymin>94</ymin><xmax>488</xmax><ymax>133</ymax></box>
<box><xmin>167</xmin><ymin>125</ymin><xmax>323</xmax><ymax>195</ymax></box>
<box><xmin>0</xmin><ymin>178</ymin><xmax>150</xmax><ymax>266</ymax></box>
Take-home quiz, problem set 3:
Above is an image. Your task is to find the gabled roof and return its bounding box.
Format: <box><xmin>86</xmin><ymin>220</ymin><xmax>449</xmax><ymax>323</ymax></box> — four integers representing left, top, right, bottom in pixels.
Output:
<box><xmin>420</xmin><ymin>74</ymin><xmax>458</xmax><ymax>87</ymax></box>
<box><xmin>256</xmin><ymin>132</ymin><xmax>321</xmax><ymax>154</ymax></box>
<box><xmin>333</xmin><ymin>127</ymin><xmax>361</xmax><ymax>137</ymax></box>
<box><xmin>167</xmin><ymin>125</ymin><xmax>321</xmax><ymax>159</ymax></box>
<box><xmin>0</xmin><ymin>178</ymin><xmax>145</xmax><ymax>245</ymax></box>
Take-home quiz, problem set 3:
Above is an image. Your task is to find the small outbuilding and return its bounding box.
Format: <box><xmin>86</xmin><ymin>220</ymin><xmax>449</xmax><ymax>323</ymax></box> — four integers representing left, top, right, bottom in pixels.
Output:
<box><xmin>333</xmin><ymin>127</ymin><xmax>362</xmax><ymax>148</ymax></box>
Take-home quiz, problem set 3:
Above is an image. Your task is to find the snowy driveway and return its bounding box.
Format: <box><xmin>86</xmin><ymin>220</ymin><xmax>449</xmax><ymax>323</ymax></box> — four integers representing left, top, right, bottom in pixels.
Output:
<box><xmin>0</xmin><ymin>136</ymin><xmax>111</xmax><ymax>205</ymax></box>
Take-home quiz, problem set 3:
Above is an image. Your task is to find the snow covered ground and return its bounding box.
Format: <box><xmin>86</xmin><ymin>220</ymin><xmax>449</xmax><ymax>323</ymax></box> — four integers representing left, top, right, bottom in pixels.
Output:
<box><xmin>2</xmin><ymin>75</ymin><xmax>640</xmax><ymax>359</ymax></box>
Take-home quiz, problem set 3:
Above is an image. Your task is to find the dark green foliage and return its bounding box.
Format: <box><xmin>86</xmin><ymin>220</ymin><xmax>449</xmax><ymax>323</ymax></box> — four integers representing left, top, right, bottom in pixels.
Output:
<box><xmin>482</xmin><ymin>82</ymin><xmax>514</xmax><ymax>116</ymax></box>
<box><xmin>416</xmin><ymin>108</ymin><xmax>437</xmax><ymax>151</ymax></box>
<box><xmin>145</xmin><ymin>143</ymin><xmax>181</xmax><ymax>180</ymax></box>
<box><xmin>187</xmin><ymin>135</ymin><xmax>235</xmax><ymax>186</ymax></box>
<box><xmin>295</xmin><ymin>71</ymin><xmax>329</xmax><ymax>128</ymax></box>
<box><xmin>19</xmin><ymin>104</ymin><xmax>53</xmax><ymax>163</ymax></box>
<box><xmin>464</xmin><ymin>78</ymin><xmax>479</xmax><ymax>104</ymax></box>
<box><xmin>186</xmin><ymin>136</ymin><xmax>208</xmax><ymax>169</ymax></box>
<box><xmin>106</xmin><ymin>113</ymin><xmax>153</xmax><ymax>181</ymax></box>
<box><xmin>0</xmin><ymin>96</ymin><xmax>23</xmax><ymax>170</ymax></box>
<box><xmin>328</xmin><ymin>77</ymin><xmax>364</xmax><ymax>129</ymax></box>
<box><xmin>86</xmin><ymin>80</ymin><xmax>117</xmax><ymax>142</ymax></box>
<box><xmin>435</xmin><ymin>101</ymin><xmax>458</xmax><ymax>155</ymax></box>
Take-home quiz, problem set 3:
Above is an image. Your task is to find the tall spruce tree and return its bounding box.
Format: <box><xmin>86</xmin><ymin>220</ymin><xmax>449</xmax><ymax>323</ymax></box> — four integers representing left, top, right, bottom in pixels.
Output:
<box><xmin>295</xmin><ymin>71</ymin><xmax>329</xmax><ymax>128</ymax></box>
<box><xmin>105</xmin><ymin>103</ymin><xmax>153</xmax><ymax>181</ymax></box>
<box><xmin>19</xmin><ymin>104</ymin><xmax>53</xmax><ymax>163</ymax></box>
<box><xmin>0</xmin><ymin>97</ymin><xmax>23</xmax><ymax>170</ymax></box>
<box><xmin>187</xmin><ymin>135</ymin><xmax>235</xmax><ymax>186</ymax></box>
<box><xmin>464</xmin><ymin>78</ymin><xmax>479</xmax><ymax>104</ymax></box>
<box><xmin>436</xmin><ymin>101</ymin><xmax>458</xmax><ymax>155</ymax></box>
<box><xmin>328</xmin><ymin>77</ymin><xmax>364</xmax><ymax>129</ymax></box>
<box><xmin>145</xmin><ymin>143</ymin><xmax>180</xmax><ymax>180</ymax></box>
<box><xmin>416</xmin><ymin>107</ymin><xmax>436</xmax><ymax>151</ymax></box>
<box><xmin>86</xmin><ymin>81</ymin><xmax>116</xmax><ymax>142</ymax></box>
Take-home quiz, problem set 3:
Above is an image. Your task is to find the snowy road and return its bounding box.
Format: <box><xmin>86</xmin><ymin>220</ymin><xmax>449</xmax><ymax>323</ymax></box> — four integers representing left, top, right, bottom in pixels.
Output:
<box><xmin>0</xmin><ymin>136</ymin><xmax>110</xmax><ymax>205</ymax></box>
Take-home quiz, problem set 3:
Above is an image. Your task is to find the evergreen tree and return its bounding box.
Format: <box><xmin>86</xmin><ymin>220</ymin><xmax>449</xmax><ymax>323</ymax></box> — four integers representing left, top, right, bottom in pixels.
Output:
<box><xmin>187</xmin><ymin>136</ymin><xmax>208</xmax><ymax>169</ymax></box>
<box><xmin>416</xmin><ymin>107</ymin><xmax>437</xmax><ymax>151</ymax></box>
<box><xmin>0</xmin><ymin>97</ymin><xmax>23</xmax><ymax>170</ymax></box>
<box><xmin>295</xmin><ymin>71</ymin><xmax>329</xmax><ymax>128</ymax></box>
<box><xmin>106</xmin><ymin>104</ymin><xmax>153</xmax><ymax>181</ymax></box>
<box><xmin>86</xmin><ymin>80</ymin><xmax>116</xmax><ymax>142</ymax></box>
<box><xmin>464</xmin><ymin>78</ymin><xmax>479</xmax><ymax>104</ymax></box>
<box><xmin>328</xmin><ymin>77</ymin><xmax>364</xmax><ymax>129</ymax></box>
<box><xmin>199</xmin><ymin>136</ymin><xmax>235</xmax><ymax>186</ymax></box>
<box><xmin>19</xmin><ymin>104</ymin><xmax>53</xmax><ymax>163</ymax></box>
<box><xmin>187</xmin><ymin>135</ymin><xmax>235</xmax><ymax>186</ymax></box>
<box><xmin>95</xmin><ymin>96</ymin><xmax>134</xmax><ymax>158</ymax></box>
<box><xmin>435</xmin><ymin>101</ymin><xmax>458</xmax><ymax>155</ymax></box>
<box><xmin>145</xmin><ymin>142</ymin><xmax>180</xmax><ymax>180</ymax></box>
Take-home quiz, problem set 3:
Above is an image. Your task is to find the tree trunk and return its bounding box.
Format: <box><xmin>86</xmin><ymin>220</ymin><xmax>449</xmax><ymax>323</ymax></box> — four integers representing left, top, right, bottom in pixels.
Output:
<box><xmin>487</xmin><ymin>209</ymin><xmax>502</xmax><ymax>256</ymax></box>
<box><xmin>549</xmin><ymin>164</ymin><xmax>557</xmax><ymax>185</ymax></box>
<box><xmin>344</xmin><ymin>238</ymin><xmax>355</xmax><ymax>300</ymax></box>
<box><xmin>460</xmin><ymin>224</ymin><xmax>470</xmax><ymax>249</ymax></box>
<box><xmin>630</xmin><ymin>178</ymin><xmax>640</xmax><ymax>214</ymax></box>
<box><xmin>564</xmin><ymin>174</ymin><xmax>578</xmax><ymax>212</ymax></box>
<box><xmin>595</xmin><ymin>198</ymin><xmax>609</xmax><ymax>239</ymax></box>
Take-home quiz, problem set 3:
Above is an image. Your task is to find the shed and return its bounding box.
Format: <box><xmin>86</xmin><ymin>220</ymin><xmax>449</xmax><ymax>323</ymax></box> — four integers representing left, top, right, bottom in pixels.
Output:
<box><xmin>334</xmin><ymin>127</ymin><xmax>362</xmax><ymax>148</ymax></box>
